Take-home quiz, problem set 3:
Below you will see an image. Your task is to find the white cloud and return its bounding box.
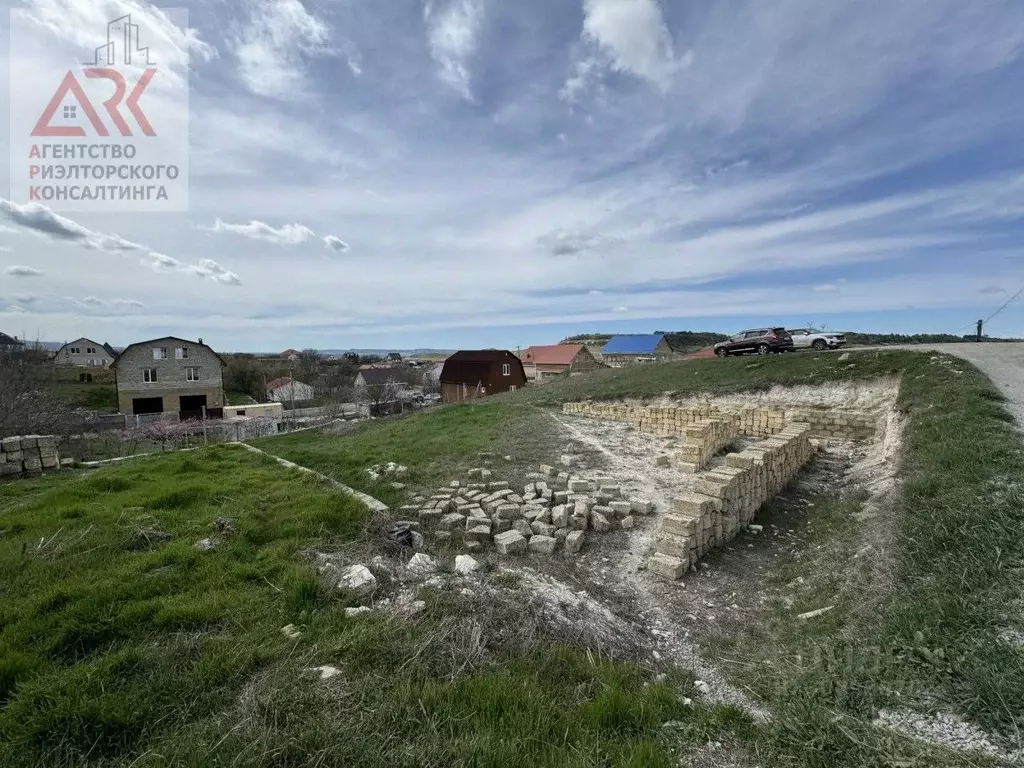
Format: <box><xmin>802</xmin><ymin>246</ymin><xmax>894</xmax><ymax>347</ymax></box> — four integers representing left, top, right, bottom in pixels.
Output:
<box><xmin>0</xmin><ymin>247</ymin><xmax>12</xmax><ymax>253</ymax></box>
<box><xmin>580</xmin><ymin>0</ymin><xmax>678</xmax><ymax>89</ymax></box>
<box><xmin>145</xmin><ymin>252</ymin><xmax>241</xmax><ymax>286</ymax></box>
<box><xmin>5</xmin><ymin>265</ymin><xmax>43</xmax><ymax>277</ymax></box>
<box><xmin>612</xmin><ymin>305</ymin><xmax>629</xmax><ymax>312</ymax></box>
<box><xmin>206</xmin><ymin>218</ymin><xmax>317</xmax><ymax>245</ymax></box>
<box><xmin>323</xmin><ymin>235</ymin><xmax>351</xmax><ymax>253</ymax></box>
<box><xmin>207</xmin><ymin>218</ymin><xmax>351</xmax><ymax>253</ymax></box>
<box><xmin>233</xmin><ymin>0</ymin><xmax>333</xmax><ymax>98</ymax></box>
<box><xmin>424</xmin><ymin>0</ymin><xmax>485</xmax><ymax>99</ymax></box>
<box><xmin>813</xmin><ymin>283</ymin><xmax>841</xmax><ymax>293</ymax></box>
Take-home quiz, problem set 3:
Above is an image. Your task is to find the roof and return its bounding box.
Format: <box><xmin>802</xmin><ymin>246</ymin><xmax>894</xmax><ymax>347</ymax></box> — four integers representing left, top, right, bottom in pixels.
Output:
<box><xmin>58</xmin><ymin>337</ymin><xmax>110</xmax><ymax>354</ymax></box>
<box><xmin>111</xmin><ymin>336</ymin><xmax>226</xmax><ymax>367</ymax></box>
<box><xmin>356</xmin><ymin>366</ymin><xmax>411</xmax><ymax>385</ymax></box>
<box><xmin>441</xmin><ymin>350</ymin><xmax>524</xmax><ymax>383</ymax></box>
<box><xmin>522</xmin><ymin>344</ymin><xmax>584</xmax><ymax>366</ymax></box>
<box><xmin>266</xmin><ymin>376</ymin><xmax>312</xmax><ymax>392</ymax></box>
<box><xmin>102</xmin><ymin>342</ymin><xmax>117</xmax><ymax>358</ymax></box>
<box><xmin>0</xmin><ymin>332</ymin><xmax>23</xmax><ymax>346</ymax></box>
<box><xmin>600</xmin><ymin>334</ymin><xmax>665</xmax><ymax>355</ymax></box>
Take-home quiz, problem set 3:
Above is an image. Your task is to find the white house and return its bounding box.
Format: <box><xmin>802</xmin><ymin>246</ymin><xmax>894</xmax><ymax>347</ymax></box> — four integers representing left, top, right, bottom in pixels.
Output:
<box><xmin>266</xmin><ymin>376</ymin><xmax>316</xmax><ymax>403</ymax></box>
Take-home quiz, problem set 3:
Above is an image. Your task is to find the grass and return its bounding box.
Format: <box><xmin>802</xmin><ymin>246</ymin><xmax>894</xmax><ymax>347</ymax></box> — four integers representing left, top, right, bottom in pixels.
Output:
<box><xmin>0</xmin><ymin>445</ymin><xmax>736</xmax><ymax>767</ymax></box>
<box><xmin>4</xmin><ymin>348</ymin><xmax>1023</xmax><ymax>766</ymax></box>
<box><xmin>55</xmin><ymin>382</ymin><xmax>117</xmax><ymax>411</ymax></box>
<box><xmin>226</xmin><ymin>390</ymin><xmax>258</xmax><ymax>406</ymax></box>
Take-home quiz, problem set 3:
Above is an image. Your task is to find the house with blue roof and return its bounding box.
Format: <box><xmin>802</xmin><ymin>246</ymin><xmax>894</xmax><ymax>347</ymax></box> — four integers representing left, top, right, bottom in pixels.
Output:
<box><xmin>599</xmin><ymin>333</ymin><xmax>673</xmax><ymax>367</ymax></box>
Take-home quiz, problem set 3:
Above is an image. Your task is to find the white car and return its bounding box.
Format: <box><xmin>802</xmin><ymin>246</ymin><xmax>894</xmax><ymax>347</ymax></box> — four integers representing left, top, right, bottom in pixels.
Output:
<box><xmin>788</xmin><ymin>328</ymin><xmax>847</xmax><ymax>351</ymax></box>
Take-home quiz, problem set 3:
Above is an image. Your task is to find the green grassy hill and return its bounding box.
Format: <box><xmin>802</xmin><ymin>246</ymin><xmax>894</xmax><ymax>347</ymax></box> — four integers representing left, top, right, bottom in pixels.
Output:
<box><xmin>2</xmin><ymin>351</ymin><xmax>1022</xmax><ymax>766</ymax></box>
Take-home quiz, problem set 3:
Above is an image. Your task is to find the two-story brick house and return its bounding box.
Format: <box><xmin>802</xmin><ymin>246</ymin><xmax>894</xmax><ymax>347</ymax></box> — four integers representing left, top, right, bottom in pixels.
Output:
<box><xmin>112</xmin><ymin>336</ymin><xmax>226</xmax><ymax>418</ymax></box>
<box><xmin>54</xmin><ymin>338</ymin><xmax>117</xmax><ymax>367</ymax></box>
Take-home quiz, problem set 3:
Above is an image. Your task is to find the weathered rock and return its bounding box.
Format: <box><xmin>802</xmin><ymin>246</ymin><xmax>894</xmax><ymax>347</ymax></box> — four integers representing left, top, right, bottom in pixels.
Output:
<box><xmin>568</xmin><ymin>479</ymin><xmax>591</xmax><ymax>493</ymax></box>
<box><xmin>494</xmin><ymin>530</ymin><xmax>527</xmax><ymax>555</ymax></box>
<box><xmin>591</xmin><ymin>512</ymin><xmax>613</xmax><ymax>533</ymax></box>
<box><xmin>648</xmin><ymin>553</ymin><xmax>687</xmax><ymax>580</ymax></box>
<box><xmin>528</xmin><ymin>535</ymin><xmax>557</xmax><ymax>554</ymax></box>
<box><xmin>573</xmin><ymin>501</ymin><xmax>590</xmax><ymax>518</ymax></box>
<box><xmin>569</xmin><ymin>515</ymin><xmax>588</xmax><ymax>531</ymax></box>
<box><xmin>554</xmin><ymin>527</ymin><xmax>568</xmax><ymax>545</ymax></box>
<box><xmin>656</xmin><ymin>455</ymin><xmax>671</xmax><ymax>467</ymax></box>
<box><xmin>465</xmin><ymin>540</ymin><xmax>483</xmax><ymax>552</ymax></box>
<box><xmin>345</xmin><ymin>606</ymin><xmax>372</xmax><ymax>617</ymax></box>
<box><xmin>609</xmin><ymin>501</ymin><xmax>633</xmax><ymax>518</ymax></box>
<box><xmin>538</xmin><ymin>464</ymin><xmax>556</xmax><ymax>476</ymax></box>
<box><xmin>513</xmin><ymin>519</ymin><xmax>533</xmax><ymax>539</ymax></box>
<box><xmin>560</xmin><ymin>454</ymin><xmax>574</xmax><ymax>467</ymax></box>
<box><xmin>465</xmin><ymin>515</ymin><xmax>491</xmax><ymax>531</ymax></box>
<box><xmin>493</xmin><ymin>518</ymin><xmax>512</xmax><ymax>534</ymax></box>
<box><xmin>439</xmin><ymin>513</ymin><xmax>467</xmax><ymax>531</ymax></box>
<box><xmin>406</xmin><ymin>553</ymin><xmax>437</xmax><ymax>579</ymax></box>
<box><xmin>195</xmin><ymin>538</ymin><xmax>219</xmax><ymax>552</ymax></box>
<box><xmin>455</xmin><ymin>555</ymin><xmax>480</xmax><ymax>575</ymax></box>
<box><xmin>465</xmin><ymin>525</ymin><xmax>492</xmax><ymax>543</ymax></box>
<box><xmin>620</xmin><ymin>516</ymin><xmax>635</xmax><ymax>530</ymax></box>
<box><xmin>338</xmin><ymin>565</ymin><xmax>377</xmax><ymax>595</ymax></box>
<box><xmin>551</xmin><ymin>505</ymin><xmax>569</xmax><ymax>528</ymax></box>
<box><xmin>531</xmin><ymin>521</ymin><xmax>556</xmax><ymax>537</ymax></box>
<box><xmin>565</xmin><ymin>530</ymin><xmax>585</xmax><ymax>554</ymax></box>
<box><xmin>281</xmin><ymin>624</ymin><xmax>302</xmax><ymax>639</ymax></box>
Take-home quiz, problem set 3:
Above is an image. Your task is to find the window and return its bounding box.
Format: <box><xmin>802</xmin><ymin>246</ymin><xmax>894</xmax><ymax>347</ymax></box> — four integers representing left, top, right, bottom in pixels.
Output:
<box><xmin>153</xmin><ymin>347</ymin><xmax>167</xmax><ymax>360</ymax></box>
<box><xmin>176</xmin><ymin>347</ymin><xmax>189</xmax><ymax>359</ymax></box>
<box><xmin>237</xmin><ymin>409</ymin><xmax>247</xmax><ymax>417</ymax></box>
<box><xmin>70</xmin><ymin>347</ymin><xmax>80</xmax><ymax>354</ymax></box>
<box><xmin>502</xmin><ymin>363</ymin><xmax>511</xmax><ymax>376</ymax></box>
<box><xmin>86</xmin><ymin>347</ymin><xmax>96</xmax><ymax>353</ymax></box>
<box><xmin>186</xmin><ymin>367</ymin><xmax>200</xmax><ymax>382</ymax></box>
<box><xmin>78</xmin><ymin>373</ymin><xmax>92</xmax><ymax>383</ymax></box>
<box><xmin>143</xmin><ymin>368</ymin><xmax>158</xmax><ymax>383</ymax></box>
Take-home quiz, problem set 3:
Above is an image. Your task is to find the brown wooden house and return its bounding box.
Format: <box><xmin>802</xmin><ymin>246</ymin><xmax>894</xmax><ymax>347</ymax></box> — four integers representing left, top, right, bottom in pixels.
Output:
<box><xmin>440</xmin><ymin>350</ymin><xmax>527</xmax><ymax>403</ymax></box>
<box><xmin>521</xmin><ymin>344</ymin><xmax>603</xmax><ymax>380</ymax></box>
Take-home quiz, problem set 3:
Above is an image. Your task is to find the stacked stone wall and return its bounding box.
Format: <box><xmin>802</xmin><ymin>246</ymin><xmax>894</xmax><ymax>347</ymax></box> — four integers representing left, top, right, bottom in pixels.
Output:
<box><xmin>648</xmin><ymin>423</ymin><xmax>816</xmax><ymax>580</ymax></box>
<box><xmin>677</xmin><ymin>417</ymin><xmax>741</xmax><ymax>473</ymax></box>
<box><xmin>563</xmin><ymin>401</ymin><xmax>874</xmax><ymax>441</ymax></box>
<box><xmin>0</xmin><ymin>435</ymin><xmax>61</xmax><ymax>479</ymax></box>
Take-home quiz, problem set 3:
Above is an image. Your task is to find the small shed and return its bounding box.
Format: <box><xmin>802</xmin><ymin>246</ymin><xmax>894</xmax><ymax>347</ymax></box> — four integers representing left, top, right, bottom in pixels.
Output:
<box><xmin>266</xmin><ymin>377</ymin><xmax>316</xmax><ymax>403</ymax></box>
<box><xmin>600</xmin><ymin>334</ymin><xmax>673</xmax><ymax>367</ymax></box>
<box><xmin>440</xmin><ymin>350</ymin><xmax>527</xmax><ymax>403</ymax></box>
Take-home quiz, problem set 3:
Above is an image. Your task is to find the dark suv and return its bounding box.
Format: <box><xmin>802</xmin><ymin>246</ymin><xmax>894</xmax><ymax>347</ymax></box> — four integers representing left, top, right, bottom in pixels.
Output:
<box><xmin>714</xmin><ymin>327</ymin><xmax>795</xmax><ymax>357</ymax></box>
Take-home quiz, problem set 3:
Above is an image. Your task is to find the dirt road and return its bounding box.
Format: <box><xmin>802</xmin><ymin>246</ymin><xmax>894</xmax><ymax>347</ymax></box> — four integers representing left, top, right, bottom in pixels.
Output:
<box><xmin>850</xmin><ymin>343</ymin><xmax>1024</xmax><ymax>426</ymax></box>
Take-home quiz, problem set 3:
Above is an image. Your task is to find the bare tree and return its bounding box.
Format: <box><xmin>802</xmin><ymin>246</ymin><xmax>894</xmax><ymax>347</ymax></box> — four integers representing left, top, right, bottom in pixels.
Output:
<box><xmin>0</xmin><ymin>358</ymin><xmax>70</xmax><ymax>437</ymax></box>
<box><xmin>357</xmin><ymin>377</ymin><xmax>403</xmax><ymax>417</ymax></box>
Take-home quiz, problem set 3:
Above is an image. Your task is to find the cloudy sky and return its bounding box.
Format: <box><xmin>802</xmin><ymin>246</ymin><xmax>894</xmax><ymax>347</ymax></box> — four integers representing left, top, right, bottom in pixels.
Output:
<box><xmin>2</xmin><ymin>0</ymin><xmax>1024</xmax><ymax>352</ymax></box>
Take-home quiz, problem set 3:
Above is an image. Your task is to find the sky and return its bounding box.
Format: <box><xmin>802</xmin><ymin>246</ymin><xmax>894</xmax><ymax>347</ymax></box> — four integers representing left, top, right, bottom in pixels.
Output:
<box><xmin>1</xmin><ymin>0</ymin><xmax>1024</xmax><ymax>353</ymax></box>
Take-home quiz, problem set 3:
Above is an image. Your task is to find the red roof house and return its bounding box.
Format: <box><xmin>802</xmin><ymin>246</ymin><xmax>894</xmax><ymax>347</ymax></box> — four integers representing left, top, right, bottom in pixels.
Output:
<box><xmin>521</xmin><ymin>344</ymin><xmax>603</xmax><ymax>380</ymax></box>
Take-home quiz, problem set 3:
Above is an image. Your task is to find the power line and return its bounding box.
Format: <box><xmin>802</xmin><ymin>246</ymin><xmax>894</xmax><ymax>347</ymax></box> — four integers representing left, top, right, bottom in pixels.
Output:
<box><xmin>982</xmin><ymin>280</ymin><xmax>1024</xmax><ymax>326</ymax></box>
<box><xmin>952</xmin><ymin>278</ymin><xmax>1024</xmax><ymax>336</ymax></box>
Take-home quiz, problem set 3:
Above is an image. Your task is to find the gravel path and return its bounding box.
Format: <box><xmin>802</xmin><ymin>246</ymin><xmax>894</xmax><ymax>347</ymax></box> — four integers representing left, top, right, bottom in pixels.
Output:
<box><xmin>850</xmin><ymin>343</ymin><xmax>1024</xmax><ymax>427</ymax></box>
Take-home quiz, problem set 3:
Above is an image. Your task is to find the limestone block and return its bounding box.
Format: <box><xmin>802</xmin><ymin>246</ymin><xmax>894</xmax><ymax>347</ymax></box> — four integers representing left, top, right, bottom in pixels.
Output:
<box><xmin>22</xmin><ymin>457</ymin><xmax>42</xmax><ymax>471</ymax></box>
<box><xmin>648</xmin><ymin>553</ymin><xmax>687</xmax><ymax>581</ymax></box>
<box><xmin>465</xmin><ymin>516</ymin><xmax>491</xmax><ymax>532</ymax></box>
<box><xmin>494</xmin><ymin>530</ymin><xmax>527</xmax><ymax>555</ymax></box>
<box><xmin>609</xmin><ymin>501</ymin><xmax>632</xmax><ymax>518</ymax></box>
<box><xmin>465</xmin><ymin>525</ymin><xmax>492</xmax><ymax>543</ymax></box>
<box><xmin>568</xmin><ymin>479</ymin><xmax>592</xmax><ymax>493</ymax></box>
<box><xmin>569</xmin><ymin>515</ymin><xmax>589</xmax><ymax>531</ymax></box>
<box><xmin>513</xmin><ymin>519</ymin><xmax>533</xmax><ymax>539</ymax></box>
<box><xmin>620</xmin><ymin>516</ymin><xmax>635</xmax><ymax>530</ymax></box>
<box><xmin>565</xmin><ymin>530</ymin><xmax>585</xmax><ymax>554</ymax></box>
<box><xmin>439</xmin><ymin>513</ymin><xmax>467</xmax><ymax>531</ymax></box>
<box><xmin>528</xmin><ymin>535</ymin><xmax>557</xmax><ymax>554</ymax></box>
<box><xmin>531</xmin><ymin>521</ymin><xmax>556</xmax><ymax>537</ymax></box>
<box><xmin>591</xmin><ymin>511</ymin><xmax>613</xmax><ymax>533</ymax></box>
<box><xmin>494</xmin><ymin>503</ymin><xmax>520</xmax><ymax>520</ymax></box>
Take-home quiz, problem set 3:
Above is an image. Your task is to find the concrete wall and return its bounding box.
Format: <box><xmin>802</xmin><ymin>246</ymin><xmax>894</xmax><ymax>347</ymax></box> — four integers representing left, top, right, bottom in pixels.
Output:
<box><xmin>54</xmin><ymin>366</ymin><xmax>116</xmax><ymax>384</ymax></box>
<box><xmin>0</xmin><ymin>435</ymin><xmax>61</xmax><ymax>479</ymax></box>
<box><xmin>115</xmin><ymin>339</ymin><xmax>224</xmax><ymax>414</ymax></box>
<box><xmin>649</xmin><ymin>424</ymin><xmax>816</xmax><ymax>580</ymax></box>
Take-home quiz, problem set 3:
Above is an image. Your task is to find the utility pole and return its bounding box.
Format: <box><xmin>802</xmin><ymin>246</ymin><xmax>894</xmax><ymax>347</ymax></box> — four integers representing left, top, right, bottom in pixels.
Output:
<box><xmin>976</xmin><ymin>319</ymin><xmax>984</xmax><ymax>342</ymax></box>
<box><xmin>289</xmin><ymin>368</ymin><xmax>296</xmax><ymax>430</ymax></box>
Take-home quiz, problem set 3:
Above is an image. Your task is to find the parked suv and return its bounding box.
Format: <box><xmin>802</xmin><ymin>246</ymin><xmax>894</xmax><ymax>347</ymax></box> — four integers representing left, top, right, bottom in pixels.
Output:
<box><xmin>714</xmin><ymin>328</ymin><xmax>795</xmax><ymax>357</ymax></box>
<box><xmin>787</xmin><ymin>328</ymin><xmax>847</xmax><ymax>351</ymax></box>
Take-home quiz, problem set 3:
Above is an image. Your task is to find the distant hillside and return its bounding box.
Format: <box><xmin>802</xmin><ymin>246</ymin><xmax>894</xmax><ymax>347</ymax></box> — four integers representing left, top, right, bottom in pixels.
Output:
<box><xmin>560</xmin><ymin>331</ymin><xmax>729</xmax><ymax>354</ymax></box>
<box><xmin>845</xmin><ymin>332</ymin><xmax>1020</xmax><ymax>345</ymax></box>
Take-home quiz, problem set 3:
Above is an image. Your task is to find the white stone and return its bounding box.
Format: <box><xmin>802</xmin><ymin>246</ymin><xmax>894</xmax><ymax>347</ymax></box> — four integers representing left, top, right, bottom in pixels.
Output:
<box><xmin>406</xmin><ymin>553</ymin><xmax>437</xmax><ymax>579</ymax></box>
<box><xmin>338</xmin><ymin>564</ymin><xmax>377</xmax><ymax>595</ymax></box>
<box><xmin>281</xmin><ymin>624</ymin><xmax>302</xmax><ymax>639</ymax></box>
<box><xmin>455</xmin><ymin>555</ymin><xmax>480</xmax><ymax>575</ymax></box>
<box><xmin>528</xmin><ymin>535</ymin><xmax>557</xmax><ymax>554</ymax></box>
<box><xmin>345</xmin><ymin>606</ymin><xmax>372</xmax><ymax>617</ymax></box>
<box><xmin>307</xmin><ymin>665</ymin><xmax>342</xmax><ymax>680</ymax></box>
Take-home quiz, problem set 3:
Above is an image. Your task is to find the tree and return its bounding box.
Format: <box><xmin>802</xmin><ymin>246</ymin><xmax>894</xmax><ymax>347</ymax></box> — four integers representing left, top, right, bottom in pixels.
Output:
<box><xmin>0</xmin><ymin>358</ymin><xmax>70</xmax><ymax>437</ymax></box>
<box><xmin>357</xmin><ymin>377</ymin><xmax>403</xmax><ymax>417</ymax></box>
<box><xmin>223</xmin><ymin>355</ymin><xmax>272</xmax><ymax>402</ymax></box>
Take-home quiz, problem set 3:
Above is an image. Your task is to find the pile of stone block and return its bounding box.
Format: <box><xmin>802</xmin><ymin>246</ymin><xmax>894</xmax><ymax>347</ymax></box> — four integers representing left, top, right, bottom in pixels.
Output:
<box><xmin>0</xmin><ymin>435</ymin><xmax>60</xmax><ymax>479</ymax></box>
<box><xmin>564</xmin><ymin>401</ymin><xmax>874</xmax><ymax>441</ymax></box>
<box><xmin>398</xmin><ymin>465</ymin><xmax>654</xmax><ymax>557</ymax></box>
<box><xmin>649</xmin><ymin>423</ymin><xmax>816</xmax><ymax>580</ymax></box>
<box><xmin>678</xmin><ymin>417</ymin><xmax>741</xmax><ymax>473</ymax></box>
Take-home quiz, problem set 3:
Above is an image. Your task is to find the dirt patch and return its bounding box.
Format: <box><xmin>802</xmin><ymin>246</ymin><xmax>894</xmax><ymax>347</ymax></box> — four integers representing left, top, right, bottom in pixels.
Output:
<box><xmin>519</xmin><ymin>381</ymin><xmax>905</xmax><ymax>718</ymax></box>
